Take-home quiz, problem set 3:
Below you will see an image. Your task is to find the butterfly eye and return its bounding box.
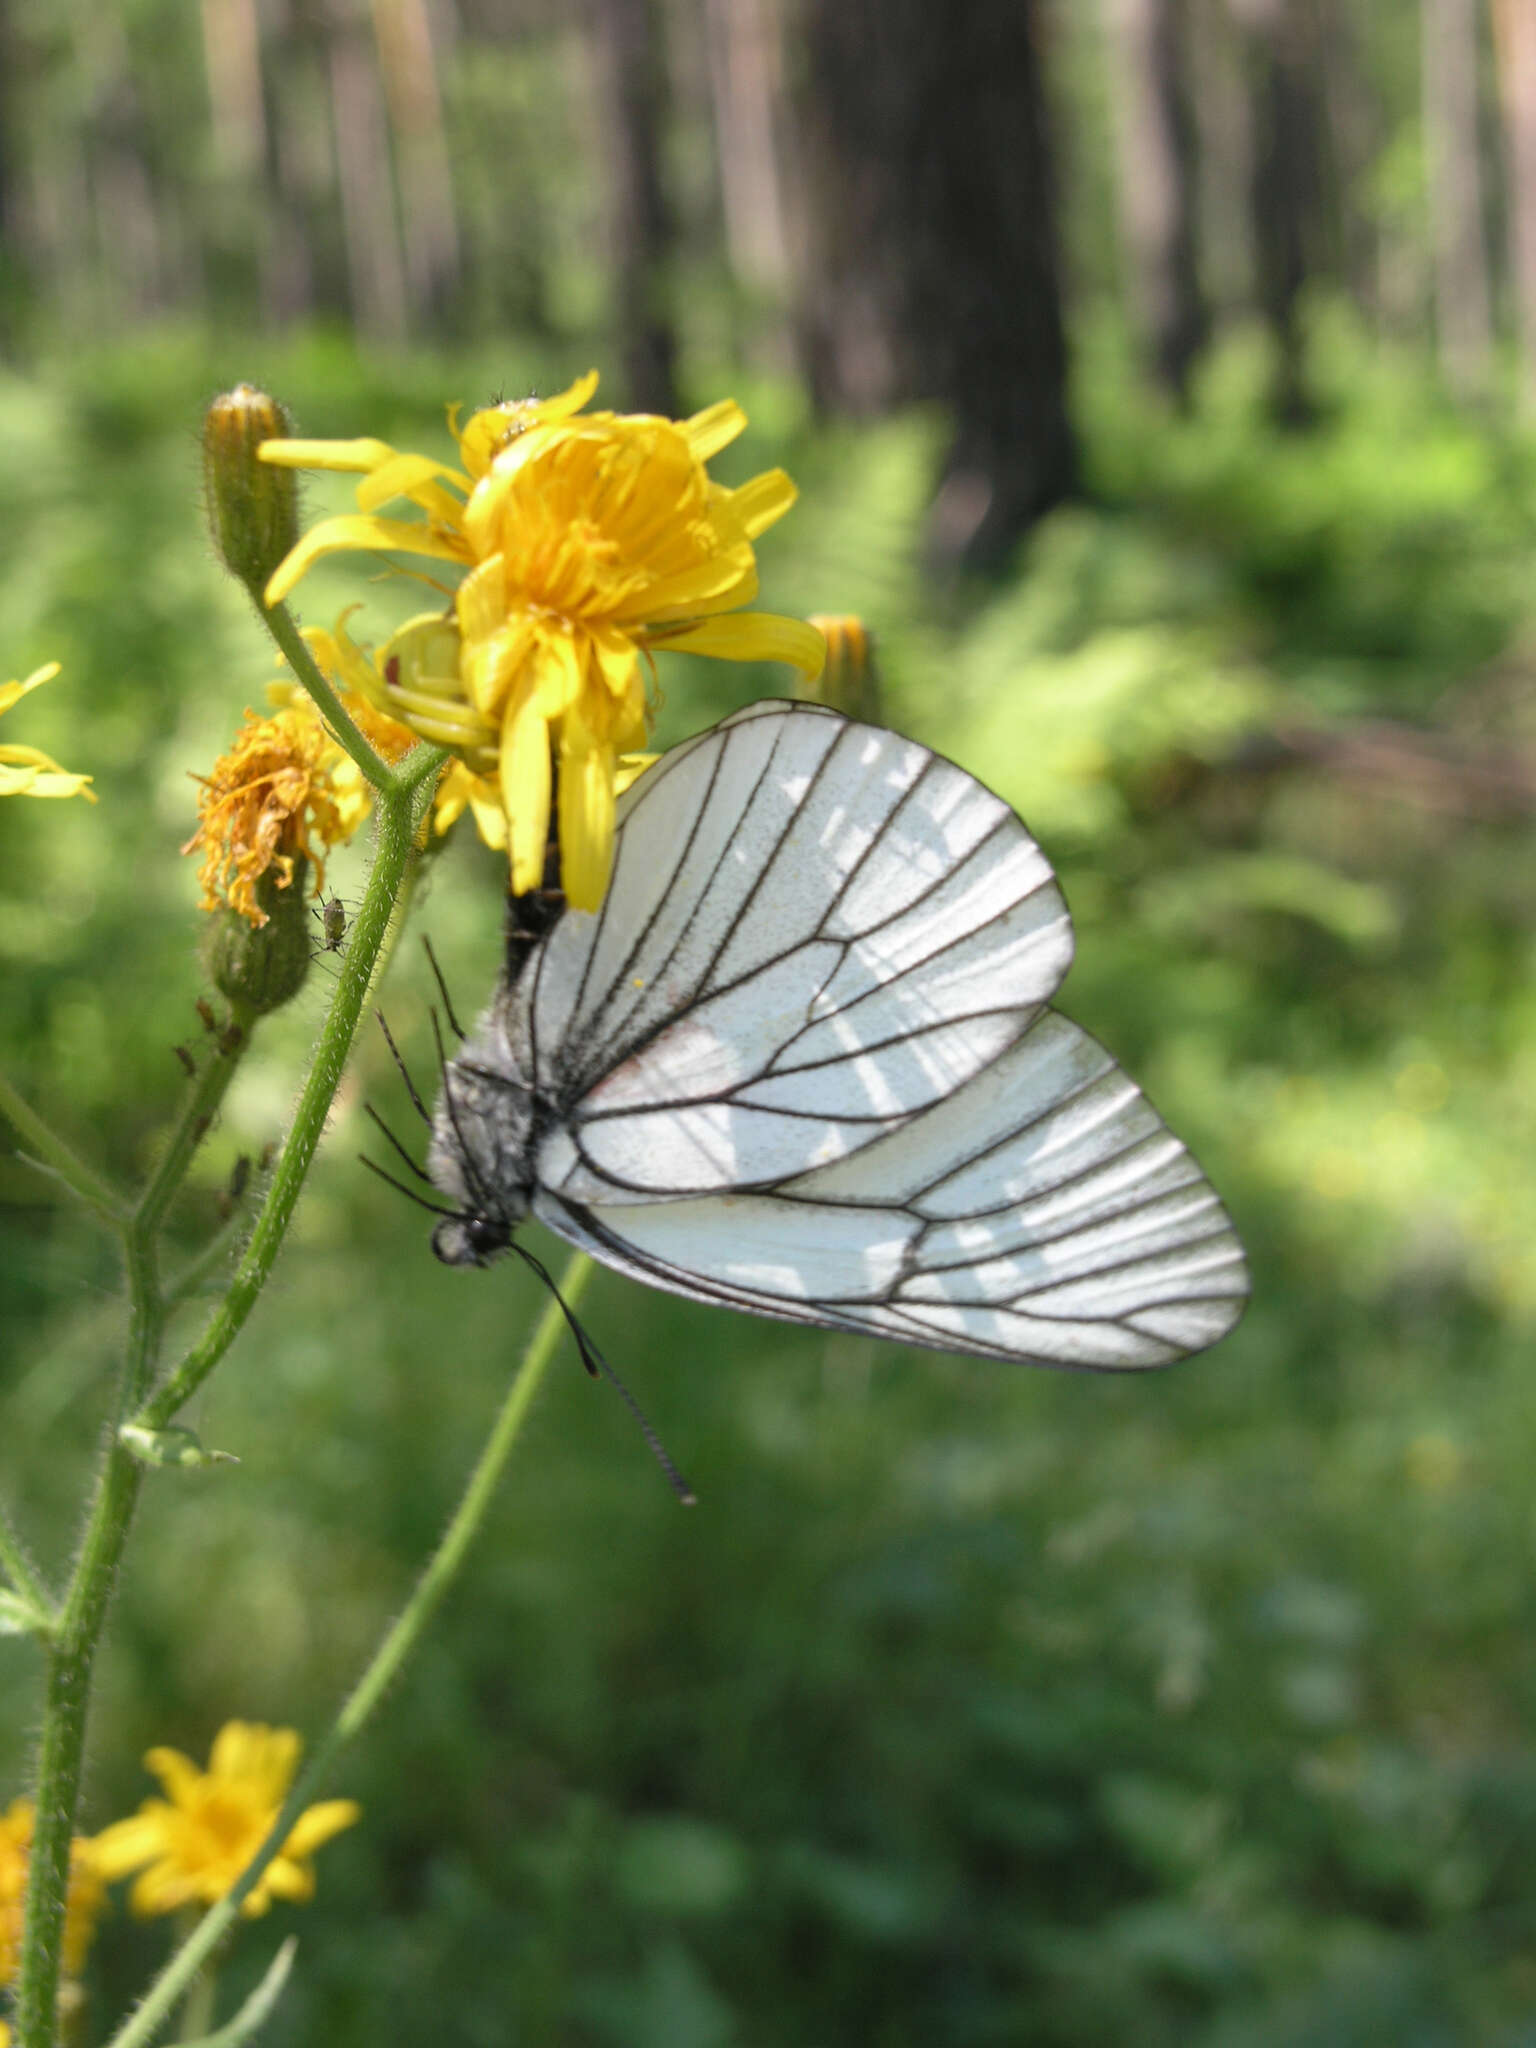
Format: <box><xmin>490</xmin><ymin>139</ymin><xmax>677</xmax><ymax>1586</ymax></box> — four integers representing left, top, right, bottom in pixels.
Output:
<box><xmin>431</xmin><ymin>1212</ymin><xmax>512</xmax><ymax>1267</ymax></box>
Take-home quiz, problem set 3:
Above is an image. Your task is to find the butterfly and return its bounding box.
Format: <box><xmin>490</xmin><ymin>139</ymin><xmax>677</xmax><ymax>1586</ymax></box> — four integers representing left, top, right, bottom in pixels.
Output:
<box><xmin>422</xmin><ymin>700</ymin><xmax>1248</xmax><ymax>1371</ymax></box>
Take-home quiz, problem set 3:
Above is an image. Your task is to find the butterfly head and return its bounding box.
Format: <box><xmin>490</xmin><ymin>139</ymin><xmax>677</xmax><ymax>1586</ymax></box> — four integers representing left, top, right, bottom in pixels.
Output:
<box><xmin>431</xmin><ymin>1209</ymin><xmax>515</xmax><ymax>1268</ymax></box>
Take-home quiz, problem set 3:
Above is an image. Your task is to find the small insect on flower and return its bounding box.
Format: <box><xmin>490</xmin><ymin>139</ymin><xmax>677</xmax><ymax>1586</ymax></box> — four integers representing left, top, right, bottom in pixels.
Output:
<box><xmin>312</xmin><ymin>893</ymin><xmax>348</xmax><ymax>956</ymax></box>
<box><xmin>410</xmin><ymin>703</ymin><xmax>1248</xmax><ymax>1372</ymax></box>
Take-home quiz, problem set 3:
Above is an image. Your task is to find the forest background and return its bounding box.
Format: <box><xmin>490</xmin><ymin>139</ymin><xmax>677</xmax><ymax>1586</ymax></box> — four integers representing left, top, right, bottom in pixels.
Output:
<box><xmin>3</xmin><ymin>1</ymin><xmax>1536</xmax><ymax>2043</ymax></box>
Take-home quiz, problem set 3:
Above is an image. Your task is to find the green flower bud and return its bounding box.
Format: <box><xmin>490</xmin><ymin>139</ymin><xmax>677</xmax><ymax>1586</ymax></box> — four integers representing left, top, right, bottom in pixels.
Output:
<box><xmin>203</xmin><ymin>384</ymin><xmax>300</xmax><ymax>594</ymax></box>
<box><xmin>120</xmin><ymin>1423</ymin><xmax>239</xmax><ymax>1470</ymax></box>
<box><xmin>201</xmin><ymin>858</ymin><xmax>311</xmax><ymax>1014</ymax></box>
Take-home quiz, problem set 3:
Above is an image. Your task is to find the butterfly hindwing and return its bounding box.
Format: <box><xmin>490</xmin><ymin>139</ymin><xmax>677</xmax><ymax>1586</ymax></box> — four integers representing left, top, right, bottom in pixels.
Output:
<box><xmin>534</xmin><ymin>1006</ymin><xmax>1247</xmax><ymax>1371</ymax></box>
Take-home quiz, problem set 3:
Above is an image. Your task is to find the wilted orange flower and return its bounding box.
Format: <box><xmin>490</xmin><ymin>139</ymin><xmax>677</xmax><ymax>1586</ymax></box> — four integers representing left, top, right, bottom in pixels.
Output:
<box><xmin>182</xmin><ymin>681</ymin><xmax>415</xmax><ymax>924</ymax></box>
<box><xmin>260</xmin><ymin>373</ymin><xmax>824</xmax><ymax>909</ymax></box>
<box><xmin>91</xmin><ymin>1722</ymin><xmax>359</xmax><ymax>1919</ymax></box>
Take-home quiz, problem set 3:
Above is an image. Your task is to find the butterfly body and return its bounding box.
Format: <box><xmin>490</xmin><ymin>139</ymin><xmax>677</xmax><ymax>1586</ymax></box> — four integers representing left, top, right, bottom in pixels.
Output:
<box><xmin>426</xmin><ymin>701</ymin><xmax>1248</xmax><ymax>1370</ymax></box>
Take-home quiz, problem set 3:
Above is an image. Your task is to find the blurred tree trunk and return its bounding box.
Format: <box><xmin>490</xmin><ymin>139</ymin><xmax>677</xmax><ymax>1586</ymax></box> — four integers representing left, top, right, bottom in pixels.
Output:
<box><xmin>1423</xmin><ymin>0</ymin><xmax>1492</xmax><ymax>395</ymax></box>
<box><xmin>794</xmin><ymin>0</ymin><xmax>1076</xmax><ymax>572</ymax></box>
<box><xmin>1493</xmin><ymin>0</ymin><xmax>1536</xmax><ymax>410</ymax></box>
<box><xmin>326</xmin><ymin>0</ymin><xmax>408</xmax><ymax>343</ymax></box>
<box><xmin>199</xmin><ymin>0</ymin><xmax>269</xmax><ymax>325</ymax></box>
<box><xmin>704</xmin><ymin>0</ymin><xmax>790</xmax><ymax>297</ymax></box>
<box><xmin>1232</xmin><ymin>0</ymin><xmax>1325</xmax><ymax>425</ymax></box>
<box><xmin>586</xmin><ymin>0</ymin><xmax>680</xmax><ymax>415</ymax></box>
<box><xmin>0</xmin><ymin>0</ymin><xmax>23</xmax><ymax>358</ymax></box>
<box><xmin>371</xmin><ymin>0</ymin><xmax>462</xmax><ymax>335</ymax></box>
<box><xmin>1187</xmin><ymin>0</ymin><xmax>1255</xmax><ymax>317</ymax></box>
<box><xmin>1103</xmin><ymin>0</ymin><xmax>1208</xmax><ymax>403</ymax></box>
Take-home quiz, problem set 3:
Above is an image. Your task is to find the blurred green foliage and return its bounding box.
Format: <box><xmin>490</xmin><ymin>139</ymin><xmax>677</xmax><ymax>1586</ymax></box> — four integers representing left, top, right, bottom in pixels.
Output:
<box><xmin>4</xmin><ymin>313</ymin><xmax>1536</xmax><ymax>2046</ymax></box>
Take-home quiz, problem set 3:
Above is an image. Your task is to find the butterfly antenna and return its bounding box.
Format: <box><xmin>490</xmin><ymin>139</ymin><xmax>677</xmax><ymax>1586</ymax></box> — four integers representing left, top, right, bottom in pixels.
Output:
<box><xmin>375</xmin><ymin>1010</ymin><xmax>433</xmax><ymax>1125</ymax></box>
<box><xmin>362</xmin><ymin>1101</ymin><xmax>435</xmax><ymax>1183</ymax></box>
<box><xmin>422</xmin><ymin>936</ymin><xmax>467</xmax><ymax>1040</ymax></box>
<box><xmin>511</xmin><ymin>1243</ymin><xmax>697</xmax><ymax>1507</ymax></box>
<box><xmin>358</xmin><ymin>1153</ymin><xmax>461</xmax><ymax>1219</ymax></box>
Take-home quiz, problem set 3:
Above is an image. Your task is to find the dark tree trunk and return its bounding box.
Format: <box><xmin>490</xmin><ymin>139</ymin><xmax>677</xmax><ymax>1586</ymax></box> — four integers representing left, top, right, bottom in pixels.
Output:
<box><xmin>794</xmin><ymin>0</ymin><xmax>1077</xmax><ymax>572</ymax></box>
<box><xmin>1106</xmin><ymin>0</ymin><xmax>1209</xmax><ymax>403</ymax></box>
<box><xmin>1234</xmin><ymin>0</ymin><xmax>1326</xmax><ymax>425</ymax></box>
<box><xmin>587</xmin><ymin>0</ymin><xmax>680</xmax><ymax>417</ymax></box>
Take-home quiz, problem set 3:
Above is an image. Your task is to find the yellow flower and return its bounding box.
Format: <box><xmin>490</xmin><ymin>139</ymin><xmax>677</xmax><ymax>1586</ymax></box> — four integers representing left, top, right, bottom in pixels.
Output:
<box><xmin>802</xmin><ymin>615</ymin><xmax>880</xmax><ymax>722</ymax></box>
<box><xmin>182</xmin><ymin>679</ymin><xmax>414</xmax><ymax>925</ymax></box>
<box><xmin>0</xmin><ymin>664</ymin><xmax>95</xmax><ymax>801</ymax></box>
<box><xmin>91</xmin><ymin>1723</ymin><xmax>359</xmax><ymax>1919</ymax></box>
<box><xmin>0</xmin><ymin>1797</ymin><xmax>106</xmax><ymax>1985</ymax></box>
<box><xmin>261</xmin><ymin>374</ymin><xmax>825</xmax><ymax>909</ymax></box>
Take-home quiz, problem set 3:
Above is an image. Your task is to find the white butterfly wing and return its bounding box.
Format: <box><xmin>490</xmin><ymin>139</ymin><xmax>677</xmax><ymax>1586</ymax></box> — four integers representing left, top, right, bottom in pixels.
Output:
<box><xmin>516</xmin><ymin>701</ymin><xmax>1075</xmax><ymax>1199</ymax></box>
<box><xmin>534</xmin><ymin>1007</ymin><xmax>1247</xmax><ymax>1370</ymax></box>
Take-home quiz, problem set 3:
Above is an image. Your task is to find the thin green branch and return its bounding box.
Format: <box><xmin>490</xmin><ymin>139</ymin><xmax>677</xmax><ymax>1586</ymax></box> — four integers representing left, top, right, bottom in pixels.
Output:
<box><xmin>163</xmin><ymin>1206</ymin><xmax>252</xmax><ymax>1309</ymax></box>
<box><xmin>0</xmin><ymin>1503</ymin><xmax>55</xmax><ymax>1632</ymax></box>
<box><xmin>135</xmin><ymin>1011</ymin><xmax>255</xmax><ymax>1245</ymax></box>
<box><xmin>104</xmin><ymin>1255</ymin><xmax>592</xmax><ymax>2048</ymax></box>
<box><xmin>0</xmin><ymin>1068</ymin><xmax>125</xmax><ymax>1226</ymax></box>
<box><xmin>255</xmin><ymin>601</ymin><xmax>391</xmax><ymax>792</ymax></box>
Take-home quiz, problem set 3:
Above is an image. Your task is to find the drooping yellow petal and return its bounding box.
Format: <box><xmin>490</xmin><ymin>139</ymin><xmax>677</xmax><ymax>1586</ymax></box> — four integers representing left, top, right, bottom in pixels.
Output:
<box><xmin>500</xmin><ymin>691</ymin><xmax>556</xmax><ymax>898</ymax></box>
<box><xmin>264</xmin><ymin>513</ymin><xmax>469</xmax><ymax>606</ymax></box>
<box><xmin>0</xmin><ymin>752</ymin><xmax>97</xmax><ymax>800</ymax></box>
<box><xmin>649</xmin><ymin>611</ymin><xmax>827</xmax><ymax>676</ymax></box>
<box><xmin>558</xmin><ymin>699</ymin><xmax>618</xmax><ymax>912</ymax></box>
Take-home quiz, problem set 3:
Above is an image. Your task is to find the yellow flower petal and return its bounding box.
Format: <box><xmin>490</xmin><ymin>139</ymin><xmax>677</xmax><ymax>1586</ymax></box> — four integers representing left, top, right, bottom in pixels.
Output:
<box><xmin>558</xmin><ymin>709</ymin><xmax>617</xmax><ymax>912</ymax></box>
<box><xmin>0</xmin><ymin>661</ymin><xmax>62</xmax><ymax>714</ymax></box>
<box><xmin>259</xmin><ymin>435</ymin><xmax>399</xmax><ymax>474</ymax></box>
<box><xmin>284</xmin><ymin>1799</ymin><xmax>362</xmax><ymax>1857</ymax></box>
<box><xmin>726</xmin><ymin>468</ymin><xmax>798</xmax><ymax>539</ymax></box>
<box><xmin>500</xmin><ymin>692</ymin><xmax>555</xmax><ymax>898</ymax></box>
<box><xmin>264</xmin><ymin>513</ymin><xmax>468</xmax><ymax>606</ymax></box>
<box><xmin>0</xmin><ymin>755</ymin><xmax>97</xmax><ymax>800</ymax></box>
<box><xmin>683</xmin><ymin>398</ymin><xmax>748</xmax><ymax>462</ymax></box>
<box><xmin>649</xmin><ymin>611</ymin><xmax>827</xmax><ymax>676</ymax></box>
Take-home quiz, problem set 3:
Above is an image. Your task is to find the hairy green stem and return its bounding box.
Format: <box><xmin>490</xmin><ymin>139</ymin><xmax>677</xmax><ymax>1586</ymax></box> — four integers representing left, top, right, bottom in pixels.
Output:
<box><xmin>14</xmin><ymin>1017</ymin><xmax>254</xmax><ymax>2048</ymax></box>
<box><xmin>130</xmin><ymin>762</ymin><xmax>439</xmax><ymax>1435</ymax></box>
<box><xmin>0</xmin><ymin>1067</ymin><xmax>125</xmax><ymax>1227</ymax></box>
<box><xmin>105</xmin><ymin>1255</ymin><xmax>592</xmax><ymax>2048</ymax></box>
<box><xmin>252</xmin><ymin>600</ymin><xmax>389</xmax><ymax>790</ymax></box>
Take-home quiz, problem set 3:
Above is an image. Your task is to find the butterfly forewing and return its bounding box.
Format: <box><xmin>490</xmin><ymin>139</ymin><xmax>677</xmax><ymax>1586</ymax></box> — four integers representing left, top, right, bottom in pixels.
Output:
<box><xmin>517</xmin><ymin>703</ymin><xmax>1073</xmax><ymax>1203</ymax></box>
